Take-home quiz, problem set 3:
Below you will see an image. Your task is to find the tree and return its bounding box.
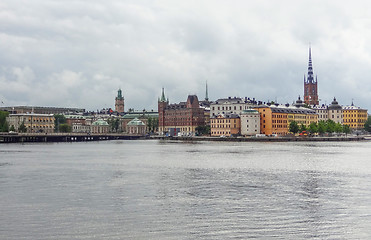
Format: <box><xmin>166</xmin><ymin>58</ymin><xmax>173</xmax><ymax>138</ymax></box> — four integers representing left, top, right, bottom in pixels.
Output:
<box><xmin>107</xmin><ymin>118</ymin><xmax>120</xmax><ymax>132</ymax></box>
<box><xmin>343</xmin><ymin>124</ymin><xmax>351</xmax><ymax>136</ymax></box>
<box><xmin>365</xmin><ymin>116</ymin><xmax>371</xmax><ymax>133</ymax></box>
<box><xmin>9</xmin><ymin>125</ymin><xmax>15</xmax><ymax>132</ymax></box>
<box><xmin>58</xmin><ymin>123</ymin><xmax>72</xmax><ymax>133</ymax></box>
<box><xmin>335</xmin><ymin>123</ymin><xmax>343</xmax><ymax>134</ymax></box>
<box><xmin>326</xmin><ymin>119</ymin><xmax>336</xmax><ymax>134</ymax></box>
<box><xmin>19</xmin><ymin>120</ymin><xmax>27</xmax><ymax>133</ymax></box>
<box><xmin>318</xmin><ymin>121</ymin><xmax>326</xmax><ymax>135</ymax></box>
<box><xmin>308</xmin><ymin>122</ymin><xmax>318</xmax><ymax>135</ymax></box>
<box><xmin>289</xmin><ymin>121</ymin><xmax>299</xmax><ymax>134</ymax></box>
<box><xmin>0</xmin><ymin>111</ymin><xmax>9</xmax><ymax>132</ymax></box>
<box><xmin>299</xmin><ymin>124</ymin><xmax>307</xmax><ymax>132</ymax></box>
<box><xmin>54</xmin><ymin>114</ymin><xmax>66</xmax><ymax>132</ymax></box>
<box><xmin>196</xmin><ymin>125</ymin><xmax>211</xmax><ymax>136</ymax></box>
<box><xmin>147</xmin><ymin>117</ymin><xmax>153</xmax><ymax>132</ymax></box>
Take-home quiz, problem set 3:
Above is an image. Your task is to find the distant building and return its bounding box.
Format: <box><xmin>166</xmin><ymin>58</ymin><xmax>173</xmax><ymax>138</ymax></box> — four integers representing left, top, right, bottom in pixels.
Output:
<box><xmin>126</xmin><ymin>118</ymin><xmax>146</xmax><ymax>135</ymax></box>
<box><xmin>1</xmin><ymin>106</ymin><xmax>85</xmax><ymax>115</ymax></box>
<box><xmin>304</xmin><ymin>47</ymin><xmax>319</xmax><ymax>106</ymax></box>
<box><xmin>210</xmin><ymin>113</ymin><xmax>241</xmax><ymax>137</ymax></box>
<box><xmin>121</xmin><ymin>111</ymin><xmax>158</xmax><ymax>133</ymax></box>
<box><xmin>115</xmin><ymin>89</ymin><xmax>125</xmax><ymax>114</ymax></box>
<box><xmin>210</xmin><ymin>97</ymin><xmax>256</xmax><ymax>117</ymax></box>
<box><xmin>91</xmin><ymin>119</ymin><xmax>109</xmax><ymax>134</ymax></box>
<box><xmin>158</xmin><ymin>89</ymin><xmax>205</xmax><ymax>136</ymax></box>
<box><xmin>6</xmin><ymin>113</ymin><xmax>55</xmax><ymax>133</ymax></box>
<box><xmin>240</xmin><ymin>109</ymin><xmax>260</xmax><ymax>136</ymax></box>
<box><xmin>313</xmin><ymin>97</ymin><xmax>343</xmax><ymax>124</ymax></box>
<box><xmin>343</xmin><ymin>102</ymin><xmax>368</xmax><ymax>130</ymax></box>
<box><xmin>255</xmin><ymin>101</ymin><xmax>317</xmax><ymax>136</ymax></box>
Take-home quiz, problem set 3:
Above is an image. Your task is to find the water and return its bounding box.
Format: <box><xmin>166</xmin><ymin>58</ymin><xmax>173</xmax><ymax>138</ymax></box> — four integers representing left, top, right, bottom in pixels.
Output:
<box><xmin>1</xmin><ymin>140</ymin><xmax>371</xmax><ymax>239</ymax></box>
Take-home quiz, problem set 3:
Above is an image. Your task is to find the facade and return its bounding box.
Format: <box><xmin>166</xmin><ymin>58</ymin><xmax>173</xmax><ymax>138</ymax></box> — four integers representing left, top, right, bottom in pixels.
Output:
<box><xmin>6</xmin><ymin>113</ymin><xmax>55</xmax><ymax>133</ymax></box>
<box><xmin>210</xmin><ymin>114</ymin><xmax>241</xmax><ymax>137</ymax></box>
<box><xmin>240</xmin><ymin>110</ymin><xmax>260</xmax><ymax>136</ymax></box>
<box><xmin>256</xmin><ymin>103</ymin><xmax>317</xmax><ymax>136</ymax></box>
<box><xmin>343</xmin><ymin>103</ymin><xmax>368</xmax><ymax>129</ymax></box>
<box><xmin>158</xmin><ymin>89</ymin><xmax>205</xmax><ymax>136</ymax></box>
<box><xmin>327</xmin><ymin>98</ymin><xmax>343</xmax><ymax>124</ymax></box>
<box><xmin>91</xmin><ymin>119</ymin><xmax>109</xmax><ymax>134</ymax></box>
<box><xmin>313</xmin><ymin>105</ymin><xmax>329</xmax><ymax>122</ymax></box>
<box><xmin>126</xmin><ymin>118</ymin><xmax>146</xmax><ymax>135</ymax></box>
<box><xmin>304</xmin><ymin>47</ymin><xmax>319</xmax><ymax>106</ymax></box>
<box><xmin>115</xmin><ymin>89</ymin><xmax>125</xmax><ymax>114</ymax></box>
<box><xmin>210</xmin><ymin>97</ymin><xmax>256</xmax><ymax>117</ymax></box>
<box><xmin>1</xmin><ymin>106</ymin><xmax>85</xmax><ymax>115</ymax></box>
<box><xmin>121</xmin><ymin>111</ymin><xmax>158</xmax><ymax>133</ymax></box>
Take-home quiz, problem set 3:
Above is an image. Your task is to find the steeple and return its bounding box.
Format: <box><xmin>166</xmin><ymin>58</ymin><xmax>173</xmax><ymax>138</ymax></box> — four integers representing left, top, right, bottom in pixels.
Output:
<box><xmin>205</xmin><ymin>81</ymin><xmax>209</xmax><ymax>101</ymax></box>
<box><xmin>160</xmin><ymin>87</ymin><xmax>166</xmax><ymax>102</ymax></box>
<box><xmin>307</xmin><ymin>47</ymin><xmax>314</xmax><ymax>83</ymax></box>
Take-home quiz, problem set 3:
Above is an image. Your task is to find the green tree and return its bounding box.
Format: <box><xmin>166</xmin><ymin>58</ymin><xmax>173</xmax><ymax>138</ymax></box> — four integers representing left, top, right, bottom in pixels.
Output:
<box><xmin>326</xmin><ymin>119</ymin><xmax>336</xmax><ymax>134</ymax></box>
<box><xmin>58</xmin><ymin>123</ymin><xmax>72</xmax><ymax>133</ymax></box>
<box><xmin>9</xmin><ymin>125</ymin><xmax>15</xmax><ymax>132</ymax></box>
<box><xmin>147</xmin><ymin>117</ymin><xmax>153</xmax><ymax>132</ymax></box>
<box><xmin>0</xmin><ymin>111</ymin><xmax>10</xmax><ymax>132</ymax></box>
<box><xmin>299</xmin><ymin>124</ymin><xmax>307</xmax><ymax>132</ymax></box>
<box><xmin>335</xmin><ymin>123</ymin><xmax>343</xmax><ymax>134</ymax></box>
<box><xmin>54</xmin><ymin>114</ymin><xmax>66</xmax><ymax>132</ymax></box>
<box><xmin>19</xmin><ymin>120</ymin><xmax>27</xmax><ymax>133</ymax></box>
<box><xmin>289</xmin><ymin>121</ymin><xmax>299</xmax><ymax>134</ymax></box>
<box><xmin>365</xmin><ymin>116</ymin><xmax>371</xmax><ymax>133</ymax></box>
<box><xmin>107</xmin><ymin>118</ymin><xmax>120</xmax><ymax>132</ymax></box>
<box><xmin>343</xmin><ymin>124</ymin><xmax>351</xmax><ymax>136</ymax></box>
<box><xmin>308</xmin><ymin>122</ymin><xmax>318</xmax><ymax>135</ymax></box>
<box><xmin>318</xmin><ymin>121</ymin><xmax>326</xmax><ymax>135</ymax></box>
<box><xmin>196</xmin><ymin>125</ymin><xmax>211</xmax><ymax>136</ymax></box>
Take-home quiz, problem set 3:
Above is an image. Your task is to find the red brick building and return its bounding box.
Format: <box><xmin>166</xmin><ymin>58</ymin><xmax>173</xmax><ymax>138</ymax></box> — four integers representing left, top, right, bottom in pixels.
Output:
<box><xmin>158</xmin><ymin>89</ymin><xmax>205</xmax><ymax>136</ymax></box>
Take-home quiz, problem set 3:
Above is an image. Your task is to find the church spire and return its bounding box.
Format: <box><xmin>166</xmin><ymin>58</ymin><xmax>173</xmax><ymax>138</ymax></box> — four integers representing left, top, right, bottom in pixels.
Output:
<box><xmin>307</xmin><ymin>46</ymin><xmax>314</xmax><ymax>83</ymax></box>
<box><xmin>205</xmin><ymin>81</ymin><xmax>209</xmax><ymax>101</ymax></box>
<box><xmin>160</xmin><ymin>87</ymin><xmax>166</xmax><ymax>102</ymax></box>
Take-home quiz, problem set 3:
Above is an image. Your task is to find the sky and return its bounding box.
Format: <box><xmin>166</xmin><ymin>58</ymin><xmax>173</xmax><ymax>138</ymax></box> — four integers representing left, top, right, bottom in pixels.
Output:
<box><xmin>1</xmin><ymin>0</ymin><xmax>371</xmax><ymax>112</ymax></box>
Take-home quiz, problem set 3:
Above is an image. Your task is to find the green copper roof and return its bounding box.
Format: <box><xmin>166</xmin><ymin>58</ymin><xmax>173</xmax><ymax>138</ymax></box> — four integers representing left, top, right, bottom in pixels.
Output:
<box><xmin>127</xmin><ymin>118</ymin><xmax>145</xmax><ymax>126</ymax></box>
<box><xmin>160</xmin><ymin>88</ymin><xmax>166</xmax><ymax>102</ymax></box>
<box><xmin>92</xmin><ymin>119</ymin><xmax>109</xmax><ymax>126</ymax></box>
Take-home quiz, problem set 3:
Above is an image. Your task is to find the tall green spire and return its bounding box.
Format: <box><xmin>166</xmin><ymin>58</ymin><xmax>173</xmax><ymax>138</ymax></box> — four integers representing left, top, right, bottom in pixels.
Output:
<box><xmin>205</xmin><ymin>81</ymin><xmax>209</xmax><ymax>101</ymax></box>
<box><xmin>160</xmin><ymin>88</ymin><xmax>166</xmax><ymax>102</ymax></box>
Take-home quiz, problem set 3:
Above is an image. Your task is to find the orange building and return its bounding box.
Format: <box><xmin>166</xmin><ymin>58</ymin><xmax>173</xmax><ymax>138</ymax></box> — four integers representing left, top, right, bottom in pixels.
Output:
<box><xmin>210</xmin><ymin>114</ymin><xmax>240</xmax><ymax>137</ymax></box>
<box><xmin>255</xmin><ymin>106</ymin><xmax>288</xmax><ymax>136</ymax></box>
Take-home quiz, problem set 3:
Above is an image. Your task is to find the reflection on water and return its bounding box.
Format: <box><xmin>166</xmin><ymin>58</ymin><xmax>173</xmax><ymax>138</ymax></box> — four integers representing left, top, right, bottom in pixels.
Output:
<box><xmin>0</xmin><ymin>140</ymin><xmax>371</xmax><ymax>239</ymax></box>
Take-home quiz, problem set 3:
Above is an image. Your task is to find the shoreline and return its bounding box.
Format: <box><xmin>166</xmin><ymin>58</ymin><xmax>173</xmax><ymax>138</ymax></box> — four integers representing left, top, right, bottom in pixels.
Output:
<box><xmin>1</xmin><ymin>133</ymin><xmax>369</xmax><ymax>144</ymax></box>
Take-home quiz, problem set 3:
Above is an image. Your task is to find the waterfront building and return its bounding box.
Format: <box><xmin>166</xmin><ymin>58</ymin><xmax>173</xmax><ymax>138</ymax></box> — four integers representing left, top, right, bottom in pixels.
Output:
<box><xmin>126</xmin><ymin>118</ymin><xmax>146</xmax><ymax>135</ymax></box>
<box><xmin>304</xmin><ymin>47</ymin><xmax>319</xmax><ymax>106</ymax></box>
<box><xmin>313</xmin><ymin>104</ymin><xmax>329</xmax><ymax>122</ymax></box>
<box><xmin>158</xmin><ymin>89</ymin><xmax>205</xmax><ymax>136</ymax></box>
<box><xmin>64</xmin><ymin>115</ymin><xmax>90</xmax><ymax>133</ymax></box>
<box><xmin>115</xmin><ymin>89</ymin><xmax>125</xmax><ymax>114</ymax></box>
<box><xmin>6</xmin><ymin>113</ymin><xmax>55</xmax><ymax>133</ymax></box>
<box><xmin>255</xmin><ymin>102</ymin><xmax>317</xmax><ymax>136</ymax></box>
<box><xmin>199</xmin><ymin>81</ymin><xmax>212</xmax><ymax>126</ymax></box>
<box><xmin>343</xmin><ymin>103</ymin><xmax>368</xmax><ymax>130</ymax></box>
<box><xmin>210</xmin><ymin>114</ymin><xmax>240</xmax><ymax>137</ymax></box>
<box><xmin>210</xmin><ymin>97</ymin><xmax>256</xmax><ymax>117</ymax></box>
<box><xmin>121</xmin><ymin>111</ymin><xmax>158</xmax><ymax>133</ymax></box>
<box><xmin>327</xmin><ymin>98</ymin><xmax>343</xmax><ymax>124</ymax></box>
<box><xmin>255</xmin><ymin>105</ymin><xmax>288</xmax><ymax>136</ymax></box>
<box><xmin>1</xmin><ymin>106</ymin><xmax>85</xmax><ymax>115</ymax></box>
<box><xmin>91</xmin><ymin>119</ymin><xmax>109</xmax><ymax>134</ymax></box>
<box><xmin>240</xmin><ymin>109</ymin><xmax>260</xmax><ymax>136</ymax></box>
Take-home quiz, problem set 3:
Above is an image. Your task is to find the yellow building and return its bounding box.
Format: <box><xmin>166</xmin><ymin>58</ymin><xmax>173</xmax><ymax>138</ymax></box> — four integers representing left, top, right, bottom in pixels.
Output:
<box><xmin>211</xmin><ymin>114</ymin><xmax>240</xmax><ymax>137</ymax></box>
<box><xmin>6</xmin><ymin>113</ymin><xmax>55</xmax><ymax>133</ymax></box>
<box><xmin>343</xmin><ymin>104</ymin><xmax>368</xmax><ymax>130</ymax></box>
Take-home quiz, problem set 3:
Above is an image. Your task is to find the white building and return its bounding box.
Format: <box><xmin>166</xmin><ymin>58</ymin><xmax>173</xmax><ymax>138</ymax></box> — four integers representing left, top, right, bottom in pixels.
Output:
<box><xmin>210</xmin><ymin>97</ymin><xmax>256</xmax><ymax>117</ymax></box>
<box><xmin>6</xmin><ymin>113</ymin><xmax>55</xmax><ymax>133</ymax></box>
<box><xmin>312</xmin><ymin>97</ymin><xmax>343</xmax><ymax>124</ymax></box>
<box><xmin>240</xmin><ymin>109</ymin><xmax>260</xmax><ymax>136</ymax></box>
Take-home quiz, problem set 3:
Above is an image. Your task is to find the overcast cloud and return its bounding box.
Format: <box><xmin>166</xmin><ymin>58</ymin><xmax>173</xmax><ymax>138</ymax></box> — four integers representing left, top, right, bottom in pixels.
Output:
<box><xmin>1</xmin><ymin>0</ymin><xmax>371</xmax><ymax>111</ymax></box>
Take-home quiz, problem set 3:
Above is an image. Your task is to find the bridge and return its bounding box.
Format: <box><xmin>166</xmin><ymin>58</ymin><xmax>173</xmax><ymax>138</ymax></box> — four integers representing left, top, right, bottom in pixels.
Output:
<box><xmin>0</xmin><ymin>133</ymin><xmax>145</xmax><ymax>143</ymax></box>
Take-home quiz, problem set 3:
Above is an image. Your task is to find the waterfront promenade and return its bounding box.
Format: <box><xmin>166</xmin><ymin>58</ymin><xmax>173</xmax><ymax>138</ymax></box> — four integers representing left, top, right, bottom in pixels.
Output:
<box><xmin>0</xmin><ymin>133</ymin><xmax>144</xmax><ymax>143</ymax></box>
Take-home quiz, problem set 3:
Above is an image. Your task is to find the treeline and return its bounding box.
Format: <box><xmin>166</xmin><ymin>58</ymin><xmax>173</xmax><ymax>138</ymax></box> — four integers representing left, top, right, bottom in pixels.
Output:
<box><xmin>289</xmin><ymin>119</ymin><xmax>351</xmax><ymax>135</ymax></box>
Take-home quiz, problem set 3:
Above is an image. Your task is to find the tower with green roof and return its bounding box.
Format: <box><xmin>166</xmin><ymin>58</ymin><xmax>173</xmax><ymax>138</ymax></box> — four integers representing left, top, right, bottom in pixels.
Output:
<box><xmin>115</xmin><ymin>88</ymin><xmax>125</xmax><ymax>114</ymax></box>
